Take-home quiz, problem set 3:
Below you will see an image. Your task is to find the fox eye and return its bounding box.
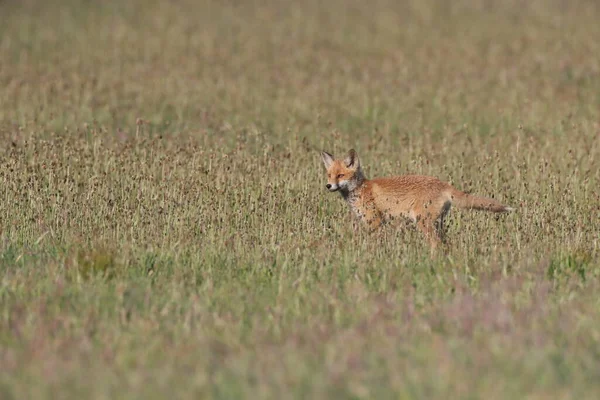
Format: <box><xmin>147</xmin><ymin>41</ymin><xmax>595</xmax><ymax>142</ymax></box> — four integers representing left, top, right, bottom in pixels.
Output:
<box><xmin>337</xmin><ymin>174</ymin><xmax>345</xmax><ymax>179</ymax></box>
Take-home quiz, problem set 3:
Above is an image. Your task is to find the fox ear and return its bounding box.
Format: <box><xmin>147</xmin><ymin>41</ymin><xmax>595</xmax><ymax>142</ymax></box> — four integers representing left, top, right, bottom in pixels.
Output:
<box><xmin>344</xmin><ymin>149</ymin><xmax>359</xmax><ymax>168</ymax></box>
<box><xmin>321</xmin><ymin>151</ymin><xmax>334</xmax><ymax>168</ymax></box>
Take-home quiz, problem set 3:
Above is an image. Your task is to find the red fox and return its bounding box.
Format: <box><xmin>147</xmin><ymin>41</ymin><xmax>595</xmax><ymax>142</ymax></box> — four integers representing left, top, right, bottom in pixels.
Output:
<box><xmin>321</xmin><ymin>149</ymin><xmax>514</xmax><ymax>249</ymax></box>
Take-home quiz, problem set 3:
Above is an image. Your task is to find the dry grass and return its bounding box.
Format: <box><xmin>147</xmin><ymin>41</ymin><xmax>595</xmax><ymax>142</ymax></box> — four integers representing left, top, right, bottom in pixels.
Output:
<box><xmin>1</xmin><ymin>0</ymin><xmax>600</xmax><ymax>398</ymax></box>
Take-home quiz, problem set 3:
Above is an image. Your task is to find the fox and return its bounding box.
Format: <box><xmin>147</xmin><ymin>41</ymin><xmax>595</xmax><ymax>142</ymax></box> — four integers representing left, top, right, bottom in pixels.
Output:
<box><xmin>321</xmin><ymin>149</ymin><xmax>514</xmax><ymax>250</ymax></box>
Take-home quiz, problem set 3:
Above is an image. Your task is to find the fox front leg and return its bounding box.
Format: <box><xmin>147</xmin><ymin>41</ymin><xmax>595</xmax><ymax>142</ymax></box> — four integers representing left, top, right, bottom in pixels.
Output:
<box><xmin>363</xmin><ymin>210</ymin><xmax>383</xmax><ymax>233</ymax></box>
<box><xmin>349</xmin><ymin>210</ymin><xmax>360</xmax><ymax>232</ymax></box>
<box><xmin>350</xmin><ymin>208</ymin><xmax>381</xmax><ymax>233</ymax></box>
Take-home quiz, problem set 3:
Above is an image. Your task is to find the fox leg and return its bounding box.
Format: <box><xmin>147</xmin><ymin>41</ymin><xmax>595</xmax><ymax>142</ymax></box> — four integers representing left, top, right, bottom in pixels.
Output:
<box><xmin>364</xmin><ymin>211</ymin><xmax>383</xmax><ymax>232</ymax></box>
<box><xmin>354</xmin><ymin>201</ymin><xmax>383</xmax><ymax>232</ymax></box>
<box><xmin>434</xmin><ymin>201</ymin><xmax>452</xmax><ymax>247</ymax></box>
<box><xmin>350</xmin><ymin>205</ymin><xmax>381</xmax><ymax>233</ymax></box>
<box><xmin>416</xmin><ymin>216</ymin><xmax>442</xmax><ymax>249</ymax></box>
<box><xmin>349</xmin><ymin>210</ymin><xmax>360</xmax><ymax>232</ymax></box>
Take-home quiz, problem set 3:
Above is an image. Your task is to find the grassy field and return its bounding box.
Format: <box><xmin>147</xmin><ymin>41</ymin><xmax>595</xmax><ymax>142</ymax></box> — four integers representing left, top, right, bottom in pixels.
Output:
<box><xmin>1</xmin><ymin>0</ymin><xmax>600</xmax><ymax>398</ymax></box>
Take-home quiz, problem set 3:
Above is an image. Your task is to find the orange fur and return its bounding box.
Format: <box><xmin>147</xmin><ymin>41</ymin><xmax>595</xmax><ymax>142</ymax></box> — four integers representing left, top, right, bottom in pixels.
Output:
<box><xmin>321</xmin><ymin>149</ymin><xmax>514</xmax><ymax>250</ymax></box>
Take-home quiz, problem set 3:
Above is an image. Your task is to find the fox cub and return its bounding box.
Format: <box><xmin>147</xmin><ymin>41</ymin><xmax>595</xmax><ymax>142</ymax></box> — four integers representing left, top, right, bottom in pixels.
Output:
<box><xmin>321</xmin><ymin>149</ymin><xmax>513</xmax><ymax>249</ymax></box>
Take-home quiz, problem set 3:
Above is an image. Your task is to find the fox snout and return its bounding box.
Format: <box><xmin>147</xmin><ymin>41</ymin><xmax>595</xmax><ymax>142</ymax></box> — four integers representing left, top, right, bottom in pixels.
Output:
<box><xmin>326</xmin><ymin>183</ymin><xmax>339</xmax><ymax>192</ymax></box>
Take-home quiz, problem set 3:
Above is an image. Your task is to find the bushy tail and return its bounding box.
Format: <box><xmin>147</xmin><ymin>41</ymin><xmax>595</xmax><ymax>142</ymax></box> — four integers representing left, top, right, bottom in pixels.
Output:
<box><xmin>451</xmin><ymin>189</ymin><xmax>514</xmax><ymax>213</ymax></box>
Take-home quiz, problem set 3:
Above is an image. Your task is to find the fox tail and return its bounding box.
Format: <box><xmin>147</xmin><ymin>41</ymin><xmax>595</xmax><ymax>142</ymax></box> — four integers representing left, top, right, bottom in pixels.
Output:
<box><xmin>450</xmin><ymin>188</ymin><xmax>514</xmax><ymax>213</ymax></box>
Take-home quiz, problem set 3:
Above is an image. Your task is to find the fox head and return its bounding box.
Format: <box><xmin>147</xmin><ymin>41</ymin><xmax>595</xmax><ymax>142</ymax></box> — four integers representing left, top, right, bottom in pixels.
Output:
<box><xmin>320</xmin><ymin>149</ymin><xmax>364</xmax><ymax>193</ymax></box>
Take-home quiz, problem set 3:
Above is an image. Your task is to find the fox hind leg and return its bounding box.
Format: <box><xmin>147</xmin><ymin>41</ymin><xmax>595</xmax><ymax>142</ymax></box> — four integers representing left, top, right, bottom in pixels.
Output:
<box><xmin>435</xmin><ymin>201</ymin><xmax>452</xmax><ymax>246</ymax></box>
<box><xmin>416</xmin><ymin>201</ymin><xmax>452</xmax><ymax>254</ymax></box>
<box><xmin>416</xmin><ymin>216</ymin><xmax>442</xmax><ymax>250</ymax></box>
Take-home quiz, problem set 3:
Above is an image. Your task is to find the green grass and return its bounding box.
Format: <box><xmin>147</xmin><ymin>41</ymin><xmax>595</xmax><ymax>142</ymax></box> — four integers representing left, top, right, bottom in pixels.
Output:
<box><xmin>1</xmin><ymin>0</ymin><xmax>600</xmax><ymax>398</ymax></box>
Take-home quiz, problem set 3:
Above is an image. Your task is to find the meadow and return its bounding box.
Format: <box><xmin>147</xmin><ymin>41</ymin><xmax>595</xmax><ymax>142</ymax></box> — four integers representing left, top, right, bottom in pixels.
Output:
<box><xmin>1</xmin><ymin>0</ymin><xmax>599</xmax><ymax>398</ymax></box>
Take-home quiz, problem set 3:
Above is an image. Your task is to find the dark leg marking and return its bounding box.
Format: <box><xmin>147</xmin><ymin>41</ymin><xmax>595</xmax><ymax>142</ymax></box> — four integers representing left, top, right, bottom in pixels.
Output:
<box><xmin>435</xmin><ymin>200</ymin><xmax>452</xmax><ymax>245</ymax></box>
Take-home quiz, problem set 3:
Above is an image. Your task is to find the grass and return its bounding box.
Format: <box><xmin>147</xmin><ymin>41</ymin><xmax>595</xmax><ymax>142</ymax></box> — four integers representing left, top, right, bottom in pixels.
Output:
<box><xmin>1</xmin><ymin>0</ymin><xmax>600</xmax><ymax>398</ymax></box>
